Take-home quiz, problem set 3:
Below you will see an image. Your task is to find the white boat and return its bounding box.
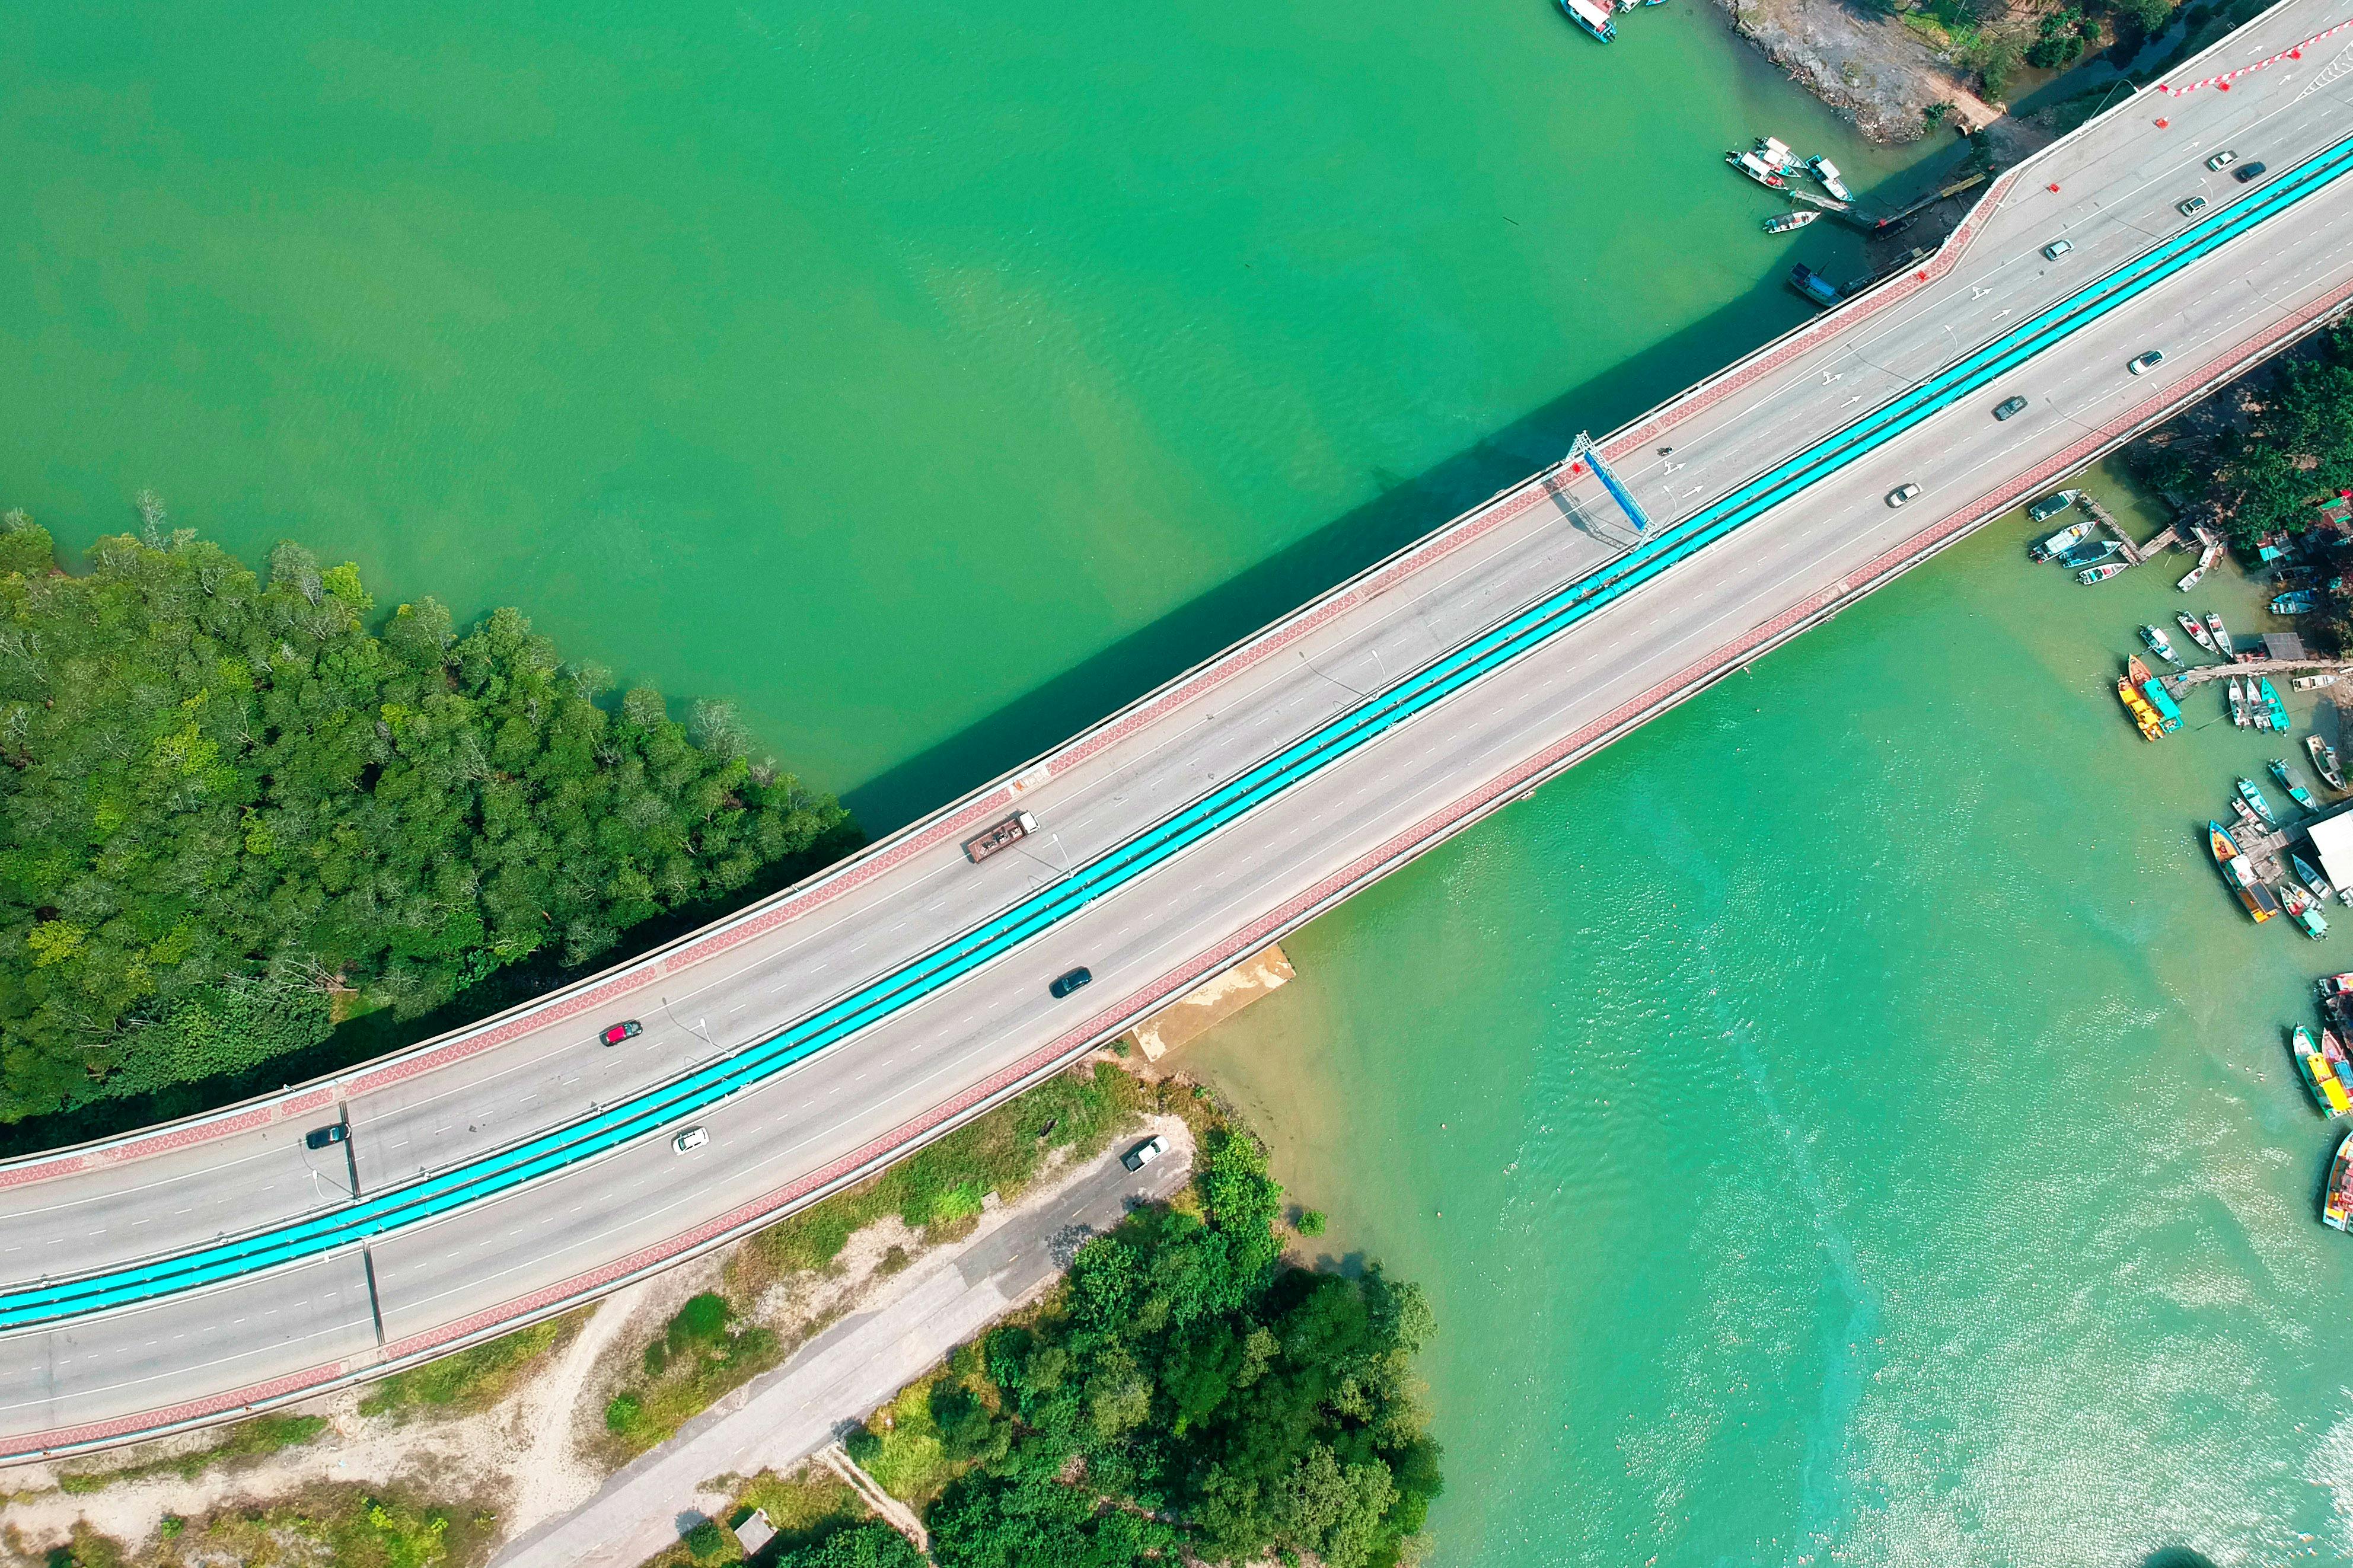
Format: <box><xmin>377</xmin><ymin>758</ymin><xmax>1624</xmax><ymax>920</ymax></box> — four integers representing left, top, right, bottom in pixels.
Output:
<box><xmin>1557</xmin><ymin>0</ymin><xmax>1617</xmax><ymax>41</ymax></box>
<box><xmin>2208</xmin><ymin>612</ymin><xmax>2234</xmax><ymax>656</ymax></box>
<box><xmin>1762</xmin><ymin>210</ymin><xmax>1819</xmax><ymax>234</ymax></box>
<box><xmin>2177</xmin><ymin>561</ymin><xmax>2209</xmax><ymax>591</ymax></box>
<box><xmin>2297</xmin><ymin>673</ymin><xmax>2340</xmax><ymax>691</ymax></box>
<box><xmin>2033</xmin><ymin>520</ymin><xmax>2094</xmax><ymax>560</ymax></box>
<box><xmin>2078</xmin><ymin>563</ymin><xmax>2128</xmax><ymax>585</ymax></box>
<box><xmin>2179</xmin><ymin>541</ymin><xmax>2223</xmax><ymax>592</ymax></box>
<box><xmin>1807</xmin><ymin>155</ymin><xmax>1854</xmax><ymax>203</ymax></box>
<box><xmin>1727</xmin><ymin>149</ymin><xmax>1786</xmax><ymax>189</ymax></box>
<box><xmin>2178</xmin><ymin>612</ymin><xmax>2216</xmax><ymax>653</ymax></box>
<box><xmin>2229</xmin><ymin>675</ymin><xmax>2250</xmax><ymax>729</ymax></box>
<box><xmin>1753</xmin><ymin>136</ymin><xmax>1800</xmax><ymax>173</ymax></box>
<box><xmin>2140</xmin><ymin>624</ymin><xmax>2179</xmax><ymax>664</ymax></box>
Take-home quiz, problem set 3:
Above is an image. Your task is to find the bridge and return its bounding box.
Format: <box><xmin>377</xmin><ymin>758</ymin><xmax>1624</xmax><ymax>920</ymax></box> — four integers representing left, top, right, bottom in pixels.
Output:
<box><xmin>7</xmin><ymin>0</ymin><xmax>2353</xmax><ymax>1463</ymax></box>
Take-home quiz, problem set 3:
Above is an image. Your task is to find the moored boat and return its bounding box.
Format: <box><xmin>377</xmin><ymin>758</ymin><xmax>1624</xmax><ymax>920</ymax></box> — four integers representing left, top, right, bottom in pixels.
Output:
<box><xmin>2272</xmin><ymin>756</ymin><xmax>2317</xmax><ymax>812</ymax></box>
<box><xmin>1761</xmin><ymin>209</ymin><xmax>1818</xmax><ymax>234</ymax></box>
<box><xmin>2238</xmin><ymin>776</ymin><xmax>2278</xmax><ymax>827</ymax></box>
<box><xmin>2055</xmin><ymin>538</ymin><xmax>2118</xmax><ymax>569</ymax></box>
<box><xmin>2212</xmin><ymin>822</ymin><xmax>2277</xmax><ymax>922</ymax></box>
<box><xmin>2294</xmin><ymin>1024</ymin><xmax>2351</xmax><ymax>1112</ymax></box>
<box><xmin>2030</xmin><ymin>519</ymin><xmax>2091</xmax><ymax>560</ymax></box>
<box><xmin>2079</xmin><ymin>562</ymin><xmax>2127</xmax><ymax>585</ymax></box>
<box><xmin>1752</xmin><ymin>135</ymin><xmax>1799</xmax><ymax>172</ymax></box>
<box><xmin>1558</xmin><ymin>0</ymin><xmax>1618</xmax><ymax>40</ymax></box>
<box><xmin>2027</xmin><ymin>490</ymin><xmax>2080</xmax><ymax>525</ymax></box>
<box><xmin>2285</xmin><ymin>880</ymin><xmax>2332</xmax><ymax>938</ymax></box>
<box><xmin>2297</xmin><ymin>852</ymin><xmax>2336</xmax><ymax>902</ymax></box>
<box><xmin>2208</xmin><ymin>612</ymin><xmax>2234</xmax><ymax>656</ymax></box>
<box><xmin>2295</xmin><ymin>673</ymin><xmax>2339</xmax><ymax>691</ymax></box>
<box><xmin>2228</xmin><ymin>675</ymin><xmax>2250</xmax><ymax>729</ymax></box>
<box><xmin>2140</xmin><ymin>624</ymin><xmax>2179</xmax><ymax>664</ymax></box>
<box><xmin>1726</xmin><ymin>149</ymin><xmax>1783</xmax><ymax>187</ymax></box>
<box><xmin>2310</xmin><ymin>733</ymin><xmax>2348</xmax><ymax>791</ymax></box>
<box><xmin>2262</xmin><ymin>677</ymin><xmax>2290</xmax><ymax>730</ymax></box>
<box><xmin>2325</xmin><ymin>1131</ymin><xmax>2353</xmax><ymax>1231</ymax></box>
<box><xmin>2116</xmin><ymin>678</ymin><xmax>2164</xmax><ymax>740</ymax></box>
<box><xmin>2273</xmin><ymin>589</ymin><xmax>2318</xmax><ymax>615</ymax></box>
<box><xmin>2179</xmin><ymin>542</ymin><xmax>2223</xmax><ymax>591</ymax></box>
<box><xmin>2178</xmin><ymin>611</ymin><xmax>2216</xmax><ymax>653</ymax></box>
<box><xmin>1806</xmin><ymin>155</ymin><xmax>1854</xmax><ymax>202</ymax></box>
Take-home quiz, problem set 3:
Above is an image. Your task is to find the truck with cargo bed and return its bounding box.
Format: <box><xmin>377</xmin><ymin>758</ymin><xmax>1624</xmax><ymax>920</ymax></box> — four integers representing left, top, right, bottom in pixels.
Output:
<box><xmin>963</xmin><ymin>810</ymin><xmax>1038</xmax><ymax>864</ymax></box>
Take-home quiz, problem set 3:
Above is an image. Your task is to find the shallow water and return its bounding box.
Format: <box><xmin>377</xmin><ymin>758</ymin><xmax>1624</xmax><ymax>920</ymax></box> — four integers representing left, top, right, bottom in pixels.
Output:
<box><xmin>1192</xmin><ymin>466</ymin><xmax>2353</xmax><ymax>1565</ymax></box>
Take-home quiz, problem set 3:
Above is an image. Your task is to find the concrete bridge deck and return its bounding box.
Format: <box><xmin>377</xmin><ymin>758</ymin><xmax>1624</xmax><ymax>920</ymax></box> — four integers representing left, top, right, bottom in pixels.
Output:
<box><xmin>6</xmin><ymin>0</ymin><xmax>2353</xmax><ymax>1461</ymax></box>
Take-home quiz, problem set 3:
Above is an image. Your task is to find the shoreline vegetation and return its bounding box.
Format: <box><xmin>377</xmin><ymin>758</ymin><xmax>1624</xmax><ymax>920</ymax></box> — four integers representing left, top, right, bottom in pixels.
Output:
<box><xmin>0</xmin><ymin>508</ymin><xmax>853</xmax><ymax>1131</ymax></box>
<box><xmin>4</xmin><ymin>1065</ymin><xmax>1443</xmax><ymax>1568</ymax></box>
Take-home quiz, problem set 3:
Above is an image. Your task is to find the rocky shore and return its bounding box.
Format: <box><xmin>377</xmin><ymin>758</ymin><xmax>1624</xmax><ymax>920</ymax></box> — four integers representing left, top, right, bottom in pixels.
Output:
<box><xmin>1714</xmin><ymin>0</ymin><xmax>2001</xmax><ymax>142</ymax></box>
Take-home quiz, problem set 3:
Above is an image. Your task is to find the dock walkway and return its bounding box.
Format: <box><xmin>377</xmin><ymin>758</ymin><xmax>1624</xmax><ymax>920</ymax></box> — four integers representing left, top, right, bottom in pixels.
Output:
<box><xmin>2172</xmin><ymin>656</ymin><xmax>2353</xmax><ymax>690</ymax></box>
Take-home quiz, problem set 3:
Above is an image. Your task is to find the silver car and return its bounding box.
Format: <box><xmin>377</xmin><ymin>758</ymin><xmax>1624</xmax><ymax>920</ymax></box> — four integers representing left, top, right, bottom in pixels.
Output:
<box><xmin>1886</xmin><ymin>483</ymin><xmax>1922</xmax><ymax>508</ymax></box>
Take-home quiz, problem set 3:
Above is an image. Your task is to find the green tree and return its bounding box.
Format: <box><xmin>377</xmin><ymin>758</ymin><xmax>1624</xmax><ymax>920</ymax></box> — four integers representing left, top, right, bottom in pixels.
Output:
<box><xmin>0</xmin><ymin>522</ymin><xmax>849</xmax><ymax>1119</ymax></box>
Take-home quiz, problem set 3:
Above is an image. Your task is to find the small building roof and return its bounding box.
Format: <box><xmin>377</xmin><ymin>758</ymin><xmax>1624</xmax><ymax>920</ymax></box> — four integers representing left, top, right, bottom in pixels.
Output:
<box><xmin>2308</xmin><ymin>812</ymin><xmax>2353</xmax><ymax>893</ymax></box>
<box><xmin>2266</xmin><ymin>632</ymin><xmax>2308</xmax><ymax>661</ymax></box>
<box><xmin>733</xmin><ymin>1510</ymin><xmax>776</xmax><ymax>1557</ymax></box>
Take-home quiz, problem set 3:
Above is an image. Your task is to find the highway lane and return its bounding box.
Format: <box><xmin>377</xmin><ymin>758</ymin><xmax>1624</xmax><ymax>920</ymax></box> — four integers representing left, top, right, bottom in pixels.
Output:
<box><xmin>4</xmin><ymin>0</ymin><xmax>2350</xmax><ymax>1451</ymax></box>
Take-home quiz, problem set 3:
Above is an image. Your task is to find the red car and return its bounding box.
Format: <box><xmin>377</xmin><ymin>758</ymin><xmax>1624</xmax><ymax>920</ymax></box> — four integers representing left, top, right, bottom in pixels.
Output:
<box><xmin>601</xmin><ymin>1020</ymin><xmax>643</xmax><ymax>1046</ymax></box>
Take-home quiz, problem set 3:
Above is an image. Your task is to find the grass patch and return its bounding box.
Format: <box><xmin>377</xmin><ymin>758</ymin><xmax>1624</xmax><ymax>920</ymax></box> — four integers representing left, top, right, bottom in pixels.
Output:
<box><xmin>54</xmin><ymin>1481</ymin><xmax>498</xmax><ymax>1568</ymax></box>
<box><xmin>52</xmin><ymin>1413</ymin><xmax>329</xmax><ymax>1493</ymax></box>
<box><xmin>843</xmin><ymin>1377</ymin><xmax>959</xmax><ymax>1507</ymax></box>
<box><xmin>632</xmin><ymin>1467</ymin><xmax>869</xmax><ymax>1568</ymax></box>
<box><xmin>360</xmin><ymin>1312</ymin><xmax>578</xmax><ymax>1421</ymax></box>
<box><xmin>600</xmin><ymin>1292</ymin><xmax>783</xmax><ymax>1459</ymax></box>
<box><xmin>744</xmin><ymin>1061</ymin><xmax>1143</xmax><ymax>1287</ymax></box>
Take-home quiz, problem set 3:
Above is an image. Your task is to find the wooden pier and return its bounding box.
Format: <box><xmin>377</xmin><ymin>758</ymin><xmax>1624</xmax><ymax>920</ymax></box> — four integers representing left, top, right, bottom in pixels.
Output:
<box><xmin>2170</xmin><ymin>656</ymin><xmax>2353</xmax><ymax>691</ymax></box>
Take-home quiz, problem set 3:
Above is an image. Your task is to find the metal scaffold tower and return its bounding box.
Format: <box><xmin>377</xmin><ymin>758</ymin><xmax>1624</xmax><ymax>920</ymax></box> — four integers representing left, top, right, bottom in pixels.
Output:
<box><xmin>1564</xmin><ymin>432</ymin><xmax>1653</xmax><ymax>544</ymax></box>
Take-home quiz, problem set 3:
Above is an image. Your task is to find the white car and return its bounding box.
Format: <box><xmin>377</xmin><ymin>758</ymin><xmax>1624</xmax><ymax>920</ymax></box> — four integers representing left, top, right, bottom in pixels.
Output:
<box><xmin>2128</xmin><ymin>350</ymin><xmax>2166</xmax><ymax>375</ymax></box>
<box><xmin>2208</xmin><ymin>149</ymin><xmax>2238</xmax><ymax>171</ymax></box>
<box><xmin>672</xmin><ymin>1126</ymin><xmax>709</xmax><ymax>1154</ymax></box>
<box><xmin>1121</xmin><ymin>1135</ymin><xmax>1167</xmax><ymax>1171</ymax></box>
<box><xmin>1886</xmin><ymin>483</ymin><xmax>1921</xmax><ymax>508</ymax></box>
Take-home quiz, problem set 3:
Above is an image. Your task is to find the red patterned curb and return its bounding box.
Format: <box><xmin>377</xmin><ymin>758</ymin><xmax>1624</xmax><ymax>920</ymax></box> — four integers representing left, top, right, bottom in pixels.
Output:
<box><xmin>12</xmin><ymin>236</ymin><xmax>2344</xmax><ymax>1465</ymax></box>
<box><xmin>2158</xmin><ymin>11</ymin><xmax>2353</xmax><ymax>93</ymax></box>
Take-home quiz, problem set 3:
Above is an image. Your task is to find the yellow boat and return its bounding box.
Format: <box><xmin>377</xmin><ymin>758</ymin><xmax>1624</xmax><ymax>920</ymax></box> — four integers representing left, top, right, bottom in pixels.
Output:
<box><xmin>2116</xmin><ymin>678</ymin><xmax>2164</xmax><ymax>740</ymax></box>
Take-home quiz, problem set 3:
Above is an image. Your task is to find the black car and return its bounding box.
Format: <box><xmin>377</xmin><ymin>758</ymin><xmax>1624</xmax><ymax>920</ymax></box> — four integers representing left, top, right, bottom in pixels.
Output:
<box><xmin>1049</xmin><ymin>966</ymin><xmax>1093</xmax><ymax>999</ymax></box>
<box><xmin>2233</xmin><ymin>161</ymin><xmax>2267</xmax><ymax>183</ymax></box>
<box><xmin>1994</xmin><ymin>396</ymin><xmax>2029</xmax><ymax>421</ymax></box>
<box><xmin>304</xmin><ymin>1123</ymin><xmax>349</xmax><ymax>1150</ymax></box>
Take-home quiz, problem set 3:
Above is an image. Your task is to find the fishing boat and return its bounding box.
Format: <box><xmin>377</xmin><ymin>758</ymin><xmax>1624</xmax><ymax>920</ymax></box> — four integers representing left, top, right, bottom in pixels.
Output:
<box><xmin>1806</xmin><ymin>155</ymin><xmax>1854</xmax><ymax>202</ymax></box>
<box><xmin>1558</xmin><ymin>0</ymin><xmax>1617</xmax><ymax>40</ymax></box>
<box><xmin>2228</xmin><ymin>675</ymin><xmax>2251</xmax><ymax>729</ymax></box>
<box><xmin>2179</xmin><ymin>541</ymin><xmax>2224</xmax><ymax>592</ymax></box>
<box><xmin>2325</xmin><ymin>1131</ymin><xmax>2353</xmax><ymax>1231</ymax></box>
<box><xmin>2285</xmin><ymin>880</ymin><xmax>2332</xmax><ymax>938</ymax></box>
<box><xmin>2079</xmin><ymin>562</ymin><xmax>2128</xmax><ymax>585</ymax></box>
<box><xmin>2116</xmin><ymin>678</ymin><xmax>2165</xmax><ymax>740</ymax></box>
<box><xmin>2272</xmin><ymin>757</ymin><xmax>2318</xmax><ymax>812</ymax></box>
<box><xmin>2056</xmin><ymin>539</ymin><xmax>2119</xmax><ymax>571</ymax></box>
<box><xmin>2296</xmin><ymin>852</ymin><xmax>2335</xmax><ymax>902</ymax></box>
<box><xmin>2212</xmin><ymin>822</ymin><xmax>2279</xmax><ymax>921</ymax></box>
<box><xmin>2294</xmin><ymin>1025</ymin><xmax>2351</xmax><ymax>1112</ymax></box>
<box><xmin>2030</xmin><ymin>519</ymin><xmax>2092</xmax><ymax>560</ymax></box>
<box><xmin>1726</xmin><ymin>149</ymin><xmax>1784</xmax><ymax>188</ymax></box>
<box><xmin>2263</xmin><ymin>677</ymin><xmax>2291</xmax><ymax>730</ymax></box>
<box><xmin>2208</xmin><ymin>612</ymin><xmax>2234</xmax><ymax>656</ymax></box>
<box><xmin>1752</xmin><ymin>136</ymin><xmax>1800</xmax><ymax>173</ymax></box>
<box><xmin>2310</xmin><ymin>733</ymin><xmax>2348</xmax><ymax>791</ymax></box>
<box><xmin>2323</xmin><ymin>1027</ymin><xmax>2353</xmax><ymax>1085</ymax></box>
<box><xmin>2324</xmin><ymin>974</ymin><xmax>2353</xmax><ymax>998</ymax></box>
<box><xmin>2239</xmin><ymin>777</ymin><xmax>2278</xmax><ymax>826</ymax></box>
<box><xmin>2140</xmin><ymin>624</ymin><xmax>2180</xmax><ymax>664</ymax></box>
<box><xmin>1761</xmin><ymin>209</ymin><xmax>1818</xmax><ymax>234</ymax></box>
<box><xmin>2177</xmin><ymin>559</ymin><xmax>2209</xmax><ymax>591</ymax></box>
<box><xmin>2295</xmin><ymin>673</ymin><xmax>2339</xmax><ymax>691</ymax></box>
<box><xmin>2273</xmin><ymin>589</ymin><xmax>2318</xmax><ymax>615</ymax></box>
<box><xmin>2231</xmin><ymin>796</ymin><xmax>2263</xmax><ymax>834</ymax></box>
<box><xmin>2141</xmin><ymin>678</ymin><xmax>2182</xmax><ymax>732</ymax></box>
<box><xmin>2178</xmin><ymin>612</ymin><xmax>2217</xmax><ymax>653</ymax></box>
<box><xmin>2027</xmin><ymin>490</ymin><xmax>2079</xmax><ymax>525</ymax></box>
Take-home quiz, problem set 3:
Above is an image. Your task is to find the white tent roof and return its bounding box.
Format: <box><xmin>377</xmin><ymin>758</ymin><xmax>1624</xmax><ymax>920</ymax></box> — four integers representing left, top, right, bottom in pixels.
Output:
<box><xmin>2308</xmin><ymin>810</ymin><xmax>2353</xmax><ymax>892</ymax></box>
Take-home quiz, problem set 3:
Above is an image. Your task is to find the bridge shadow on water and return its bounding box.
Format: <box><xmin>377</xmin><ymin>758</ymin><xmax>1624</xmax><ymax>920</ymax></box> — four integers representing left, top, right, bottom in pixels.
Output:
<box><xmin>845</xmin><ymin>273</ymin><xmax>1818</xmax><ymax>835</ymax></box>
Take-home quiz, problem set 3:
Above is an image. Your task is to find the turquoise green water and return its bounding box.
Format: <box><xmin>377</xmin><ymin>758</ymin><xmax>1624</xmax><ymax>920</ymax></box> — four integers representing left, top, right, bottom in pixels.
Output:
<box><xmin>0</xmin><ymin>0</ymin><xmax>1931</xmax><ymax>825</ymax></box>
<box><xmin>14</xmin><ymin>5</ymin><xmax>2331</xmax><ymax>1564</ymax></box>
<box><xmin>1193</xmin><ymin>468</ymin><xmax>2353</xmax><ymax>1564</ymax></box>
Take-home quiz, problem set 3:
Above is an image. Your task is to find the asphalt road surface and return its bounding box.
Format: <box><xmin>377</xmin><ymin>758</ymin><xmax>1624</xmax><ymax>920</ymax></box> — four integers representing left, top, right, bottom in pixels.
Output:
<box><xmin>5</xmin><ymin>0</ymin><xmax>2352</xmax><ymax>1458</ymax></box>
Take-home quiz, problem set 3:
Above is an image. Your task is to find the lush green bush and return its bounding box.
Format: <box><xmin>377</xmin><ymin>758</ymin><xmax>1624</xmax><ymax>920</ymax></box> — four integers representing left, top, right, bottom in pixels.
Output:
<box><xmin>774</xmin><ymin>1521</ymin><xmax>926</xmax><ymax>1568</ymax></box>
<box><xmin>0</xmin><ymin>515</ymin><xmax>847</xmax><ymax>1119</ymax></box>
<box><xmin>910</xmin><ymin>1130</ymin><xmax>1442</xmax><ymax>1568</ymax></box>
<box><xmin>2026</xmin><ymin>7</ymin><xmax>2092</xmax><ymax>67</ymax></box>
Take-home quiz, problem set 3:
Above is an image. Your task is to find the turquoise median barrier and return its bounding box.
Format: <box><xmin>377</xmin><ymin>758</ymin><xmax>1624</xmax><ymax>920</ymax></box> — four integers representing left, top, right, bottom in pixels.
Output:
<box><xmin>7</xmin><ymin>133</ymin><xmax>2351</xmax><ymax>1334</ymax></box>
